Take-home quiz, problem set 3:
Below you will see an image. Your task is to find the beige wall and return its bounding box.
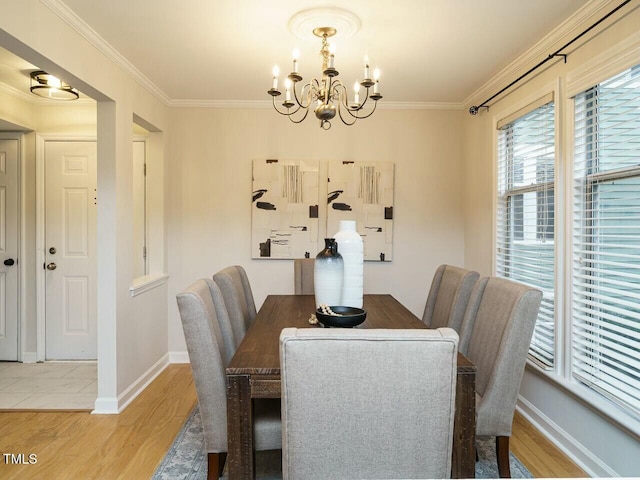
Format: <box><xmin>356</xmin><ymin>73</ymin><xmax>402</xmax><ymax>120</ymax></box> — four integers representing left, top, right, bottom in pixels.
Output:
<box><xmin>461</xmin><ymin>5</ymin><xmax>640</xmax><ymax>476</ymax></box>
<box><xmin>167</xmin><ymin>107</ymin><xmax>466</xmax><ymax>352</ymax></box>
<box><xmin>0</xmin><ymin>0</ymin><xmax>170</xmax><ymax>412</ymax></box>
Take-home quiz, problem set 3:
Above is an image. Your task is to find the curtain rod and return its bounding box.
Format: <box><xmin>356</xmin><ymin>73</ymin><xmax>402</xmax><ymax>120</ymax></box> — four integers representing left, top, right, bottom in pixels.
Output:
<box><xmin>468</xmin><ymin>0</ymin><xmax>632</xmax><ymax>115</ymax></box>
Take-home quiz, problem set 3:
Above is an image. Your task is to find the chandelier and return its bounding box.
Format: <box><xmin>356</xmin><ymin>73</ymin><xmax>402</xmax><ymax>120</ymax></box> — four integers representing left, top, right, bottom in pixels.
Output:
<box><xmin>267</xmin><ymin>26</ymin><xmax>382</xmax><ymax>130</ymax></box>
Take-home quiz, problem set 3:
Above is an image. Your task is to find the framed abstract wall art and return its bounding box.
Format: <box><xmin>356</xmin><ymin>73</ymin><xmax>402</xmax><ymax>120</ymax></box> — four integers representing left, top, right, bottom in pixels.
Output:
<box><xmin>251</xmin><ymin>159</ymin><xmax>319</xmax><ymax>259</ymax></box>
<box><xmin>326</xmin><ymin>161</ymin><xmax>394</xmax><ymax>261</ymax></box>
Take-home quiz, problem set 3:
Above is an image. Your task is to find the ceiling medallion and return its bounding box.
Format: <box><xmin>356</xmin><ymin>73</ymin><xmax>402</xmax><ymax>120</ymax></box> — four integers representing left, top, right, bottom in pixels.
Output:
<box><xmin>268</xmin><ymin>8</ymin><xmax>381</xmax><ymax>130</ymax></box>
<box><xmin>288</xmin><ymin>7</ymin><xmax>361</xmax><ymax>41</ymax></box>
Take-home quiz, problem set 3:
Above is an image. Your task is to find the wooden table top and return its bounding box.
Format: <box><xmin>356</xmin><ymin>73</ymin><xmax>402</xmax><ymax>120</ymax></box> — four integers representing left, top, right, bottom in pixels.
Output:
<box><xmin>227</xmin><ymin>294</ymin><xmax>475</xmax><ymax>375</ymax></box>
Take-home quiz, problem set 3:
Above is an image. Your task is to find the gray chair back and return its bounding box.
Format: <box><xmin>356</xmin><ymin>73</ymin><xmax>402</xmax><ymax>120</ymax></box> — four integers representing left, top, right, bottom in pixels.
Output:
<box><xmin>280</xmin><ymin>327</ymin><xmax>459</xmax><ymax>480</ymax></box>
<box><xmin>293</xmin><ymin>258</ymin><xmax>314</xmax><ymax>295</ymax></box>
<box><xmin>213</xmin><ymin>265</ymin><xmax>257</xmax><ymax>347</ymax></box>
<box><xmin>208</xmin><ymin>277</ymin><xmax>237</xmax><ymax>365</ymax></box>
<box><xmin>422</xmin><ymin>264</ymin><xmax>480</xmax><ymax>332</ymax></box>
<box><xmin>458</xmin><ymin>275</ymin><xmax>542</xmax><ymax>477</ymax></box>
<box><xmin>177</xmin><ymin>279</ymin><xmax>281</xmax><ymax>478</ymax></box>
<box><xmin>176</xmin><ymin>278</ymin><xmax>230</xmax><ymax>454</ymax></box>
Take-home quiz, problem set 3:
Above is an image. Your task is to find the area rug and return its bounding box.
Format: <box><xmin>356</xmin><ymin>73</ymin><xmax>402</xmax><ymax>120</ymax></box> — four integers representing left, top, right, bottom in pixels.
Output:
<box><xmin>153</xmin><ymin>407</ymin><xmax>533</xmax><ymax>479</ymax></box>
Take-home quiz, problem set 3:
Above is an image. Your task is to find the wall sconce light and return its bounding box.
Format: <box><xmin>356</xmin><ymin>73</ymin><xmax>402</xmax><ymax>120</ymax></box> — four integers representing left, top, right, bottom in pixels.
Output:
<box><xmin>30</xmin><ymin>70</ymin><xmax>79</xmax><ymax>100</ymax></box>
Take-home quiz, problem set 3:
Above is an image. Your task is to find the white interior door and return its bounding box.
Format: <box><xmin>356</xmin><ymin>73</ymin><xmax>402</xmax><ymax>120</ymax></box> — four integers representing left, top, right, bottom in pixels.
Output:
<box><xmin>45</xmin><ymin>141</ymin><xmax>97</xmax><ymax>360</ymax></box>
<box><xmin>0</xmin><ymin>138</ymin><xmax>19</xmax><ymax>361</ymax></box>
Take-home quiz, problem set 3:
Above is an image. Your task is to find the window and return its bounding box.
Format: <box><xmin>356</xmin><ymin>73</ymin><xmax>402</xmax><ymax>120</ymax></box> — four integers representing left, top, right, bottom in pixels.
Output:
<box><xmin>133</xmin><ymin>139</ymin><xmax>148</xmax><ymax>278</ymax></box>
<box><xmin>496</xmin><ymin>98</ymin><xmax>556</xmax><ymax>368</ymax></box>
<box><xmin>573</xmin><ymin>65</ymin><xmax>640</xmax><ymax>415</ymax></box>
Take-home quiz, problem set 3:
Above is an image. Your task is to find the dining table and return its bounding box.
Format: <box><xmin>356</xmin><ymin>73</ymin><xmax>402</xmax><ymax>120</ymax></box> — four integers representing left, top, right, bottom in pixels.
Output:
<box><xmin>226</xmin><ymin>294</ymin><xmax>477</xmax><ymax>479</ymax></box>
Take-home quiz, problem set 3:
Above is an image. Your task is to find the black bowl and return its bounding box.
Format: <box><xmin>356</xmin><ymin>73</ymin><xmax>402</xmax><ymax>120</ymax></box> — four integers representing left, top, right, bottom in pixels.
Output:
<box><xmin>315</xmin><ymin>306</ymin><xmax>367</xmax><ymax>328</ymax></box>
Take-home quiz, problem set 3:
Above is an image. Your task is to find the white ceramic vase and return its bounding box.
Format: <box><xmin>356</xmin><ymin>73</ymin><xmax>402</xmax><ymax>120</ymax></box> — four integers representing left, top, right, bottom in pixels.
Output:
<box><xmin>314</xmin><ymin>238</ymin><xmax>344</xmax><ymax>308</ymax></box>
<box><xmin>333</xmin><ymin>220</ymin><xmax>364</xmax><ymax>308</ymax></box>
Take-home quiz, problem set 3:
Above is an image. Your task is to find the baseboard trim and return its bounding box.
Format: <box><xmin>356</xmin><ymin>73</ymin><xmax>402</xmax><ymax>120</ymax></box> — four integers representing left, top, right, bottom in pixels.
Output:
<box><xmin>169</xmin><ymin>351</ymin><xmax>190</xmax><ymax>363</ymax></box>
<box><xmin>92</xmin><ymin>397</ymin><xmax>119</xmax><ymax>414</ymax></box>
<box><xmin>516</xmin><ymin>395</ymin><xmax>616</xmax><ymax>477</ymax></box>
<box><xmin>87</xmin><ymin>353</ymin><xmax>171</xmax><ymax>415</ymax></box>
<box><xmin>91</xmin><ymin>354</ymin><xmax>170</xmax><ymax>415</ymax></box>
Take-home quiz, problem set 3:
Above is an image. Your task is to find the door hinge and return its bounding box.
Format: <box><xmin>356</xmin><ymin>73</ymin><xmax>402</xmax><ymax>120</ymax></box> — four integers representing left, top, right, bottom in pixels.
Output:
<box><xmin>143</xmin><ymin>245</ymin><xmax>147</xmax><ymax>260</ymax></box>
<box><xmin>144</xmin><ymin>163</ymin><xmax>147</xmax><ymax>176</ymax></box>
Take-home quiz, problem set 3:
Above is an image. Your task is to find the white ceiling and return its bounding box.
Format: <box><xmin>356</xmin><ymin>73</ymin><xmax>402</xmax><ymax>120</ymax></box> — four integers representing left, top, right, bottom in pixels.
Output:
<box><xmin>1</xmin><ymin>0</ymin><xmax>591</xmax><ymax>106</ymax></box>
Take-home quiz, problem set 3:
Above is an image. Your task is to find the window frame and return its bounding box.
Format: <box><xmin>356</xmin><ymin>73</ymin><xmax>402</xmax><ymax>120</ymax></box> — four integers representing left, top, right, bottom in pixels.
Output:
<box><xmin>494</xmin><ymin>89</ymin><xmax>559</xmax><ymax>371</ymax></box>
<box><xmin>571</xmin><ymin>73</ymin><xmax>640</xmax><ymax>418</ymax></box>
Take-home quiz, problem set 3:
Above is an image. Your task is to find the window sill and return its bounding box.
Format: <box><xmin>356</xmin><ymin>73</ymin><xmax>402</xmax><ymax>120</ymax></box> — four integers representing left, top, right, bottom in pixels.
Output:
<box><xmin>129</xmin><ymin>273</ymin><xmax>169</xmax><ymax>297</ymax></box>
<box><xmin>525</xmin><ymin>359</ymin><xmax>640</xmax><ymax>440</ymax></box>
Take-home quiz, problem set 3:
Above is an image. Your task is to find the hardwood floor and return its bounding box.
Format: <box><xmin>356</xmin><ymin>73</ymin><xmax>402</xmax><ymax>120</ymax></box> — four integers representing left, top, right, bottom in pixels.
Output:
<box><xmin>511</xmin><ymin>411</ymin><xmax>587</xmax><ymax>478</ymax></box>
<box><xmin>0</xmin><ymin>363</ymin><xmax>586</xmax><ymax>479</ymax></box>
<box><xmin>0</xmin><ymin>364</ymin><xmax>197</xmax><ymax>480</ymax></box>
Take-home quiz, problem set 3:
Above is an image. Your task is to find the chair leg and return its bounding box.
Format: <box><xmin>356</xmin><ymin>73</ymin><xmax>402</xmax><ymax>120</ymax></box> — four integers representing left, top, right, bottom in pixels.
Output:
<box><xmin>496</xmin><ymin>436</ymin><xmax>511</xmax><ymax>478</ymax></box>
<box><xmin>207</xmin><ymin>452</ymin><xmax>227</xmax><ymax>480</ymax></box>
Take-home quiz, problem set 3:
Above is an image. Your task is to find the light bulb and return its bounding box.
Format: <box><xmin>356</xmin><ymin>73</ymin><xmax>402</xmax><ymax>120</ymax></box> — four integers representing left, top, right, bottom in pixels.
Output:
<box><xmin>285</xmin><ymin>78</ymin><xmax>291</xmax><ymax>101</ymax></box>
<box><xmin>272</xmin><ymin>65</ymin><xmax>280</xmax><ymax>77</ymax></box>
<box><xmin>374</xmin><ymin>68</ymin><xmax>380</xmax><ymax>81</ymax></box>
<box><xmin>48</xmin><ymin>76</ymin><xmax>62</xmax><ymax>89</ymax></box>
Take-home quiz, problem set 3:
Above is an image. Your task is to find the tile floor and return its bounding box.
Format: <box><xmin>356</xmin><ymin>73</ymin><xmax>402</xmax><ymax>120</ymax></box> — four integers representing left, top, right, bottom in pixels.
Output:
<box><xmin>0</xmin><ymin>361</ymin><xmax>96</xmax><ymax>410</ymax></box>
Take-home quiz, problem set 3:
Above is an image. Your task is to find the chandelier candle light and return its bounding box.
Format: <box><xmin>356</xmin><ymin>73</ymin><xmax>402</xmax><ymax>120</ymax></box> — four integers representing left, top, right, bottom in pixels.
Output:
<box><xmin>268</xmin><ymin>27</ymin><xmax>382</xmax><ymax>130</ymax></box>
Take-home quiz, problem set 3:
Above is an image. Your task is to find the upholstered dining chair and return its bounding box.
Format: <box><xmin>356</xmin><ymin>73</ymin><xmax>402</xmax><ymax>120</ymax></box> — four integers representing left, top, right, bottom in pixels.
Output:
<box><xmin>213</xmin><ymin>265</ymin><xmax>257</xmax><ymax>348</ymax></box>
<box><xmin>176</xmin><ymin>279</ymin><xmax>281</xmax><ymax>480</ymax></box>
<box><xmin>422</xmin><ymin>264</ymin><xmax>480</xmax><ymax>332</ymax></box>
<box><xmin>458</xmin><ymin>276</ymin><xmax>542</xmax><ymax>478</ymax></box>
<box><xmin>279</xmin><ymin>327</ymin><xmax>459</xmax><ymax>480</ymax></box>
<box><xmin>293</xmin><ymin>258</ymin><xmax>315</xmax><ymax>295</ymax></box>
<box><xmin>204</xmin><ymin>277</ymin><xmax>237</xmax><ymax>365</ymax></box>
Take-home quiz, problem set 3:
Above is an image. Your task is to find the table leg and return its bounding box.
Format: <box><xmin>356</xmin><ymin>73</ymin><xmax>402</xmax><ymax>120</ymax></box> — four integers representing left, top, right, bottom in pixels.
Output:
<box><xmin>452</xmin><ymin>370</ymin><xmax>476</xmax><ymax>478</ymax></box>
<box><xmin>227</xmin><ymin>374</ymin><xmax>255</xmax><ymax>480</ymax></box>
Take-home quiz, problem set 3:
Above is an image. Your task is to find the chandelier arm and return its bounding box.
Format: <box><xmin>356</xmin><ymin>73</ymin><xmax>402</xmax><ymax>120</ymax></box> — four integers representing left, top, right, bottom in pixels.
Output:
<box><xmin>287</xmin><ymin>107</ymin><xmax>311</xmax><ymax>124</ymax></box>
<box><xmin>334</xmin><ymin>83</ymin><xmax>364</xmax><ymax>120</ymax></box>
<box><xmin>271</xmin><ymin>96</ymin><xmax>311</xmax><ymax>124</ymax></box>
<box><xmin>271</xmin><ymin>96</ymin><xmax>304</xmax><ymax>116</ymax></box>
<box><xmin>341</xmin><ymin>101</ymin><xmax>379</xmax><ymax>121</ymax></box>
<box><xmin>337</xmin><ymin>106</ymin><xmax>359</xmax><ymax>126</ymax></box>
<box><xmin>335</xmin><ymin>92</ymin><xmax>359</xmax><ymax>126</ymax></box>
<box><xmin>334</xmin><ymin>83</ymin><xmax>379</xmax><ymax>120</ymax></box>
<box><xmin>352</xmin><ymin>99</ymin><xmax>379</xmax><ymax>120</ymax></box>
<box><xmin>326</xmin><ymin>76</ymin><xmax>337</xmax><ymax>104</ymax></box>
<box><xmin>293</xmin><ymin>82</ymin><xmax>315</xmax><ymax>109</ymax></box>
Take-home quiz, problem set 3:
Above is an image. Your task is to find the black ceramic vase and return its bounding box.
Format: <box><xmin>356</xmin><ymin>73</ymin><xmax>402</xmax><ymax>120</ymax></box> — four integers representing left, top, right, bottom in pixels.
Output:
<box><xmin>314</xmin><ymin>238</ymin><xmax>344</xmax><ymax>308</ymax></box>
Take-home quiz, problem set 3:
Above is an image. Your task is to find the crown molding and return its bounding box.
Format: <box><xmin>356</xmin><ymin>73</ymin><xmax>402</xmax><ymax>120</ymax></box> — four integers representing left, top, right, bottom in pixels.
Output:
<box><xmin>0</xmin><ymin>81</ymin><xmax>35</xmax><ymax>103</ymax></box>
<box><xmin>379</xmin><ymin>101</ymin><xmax>463</xmax><ymax>110</ymax></box>
<box><xmin>41</xmin><ymin>0</ymin><xmax>171</xmax><ymax>105</ymax></box>
<box><xmin>462</xmin><ymin>0</ymin><xmax>629</xmax><ymax>111</ymax></box>
<box><xmin>167</xmin><ymin>98</ymin><xmax>464</xmax><ymax>110</ymax></box>
<box><xmin>168</xmin><ymin>99</ymin><xmax>274</xmax><ymax>109</ymax></box>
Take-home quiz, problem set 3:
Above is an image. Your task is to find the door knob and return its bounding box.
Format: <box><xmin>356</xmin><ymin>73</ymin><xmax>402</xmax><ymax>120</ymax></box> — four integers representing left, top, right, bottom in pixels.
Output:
<box><xmin>3</xmin><ymin>258</ymin><xmax>15</xmax><ymax>266</ymax></box>
<box><xmin>46</xmin><ymin>262</ymin><xmax>57</xmax><ymax>271</ymax></box>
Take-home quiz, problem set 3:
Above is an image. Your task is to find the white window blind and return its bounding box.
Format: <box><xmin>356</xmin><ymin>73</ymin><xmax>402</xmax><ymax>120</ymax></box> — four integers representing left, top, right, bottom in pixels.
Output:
<box><xmin>573</xmin><ymin>65</ymin><xmax>640</xmax><ymax>415</ymax></box>
<box><xmin>497</xmin><ymin>100</ymin><xmax>556</xmax><ymax>368</ymax></box>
